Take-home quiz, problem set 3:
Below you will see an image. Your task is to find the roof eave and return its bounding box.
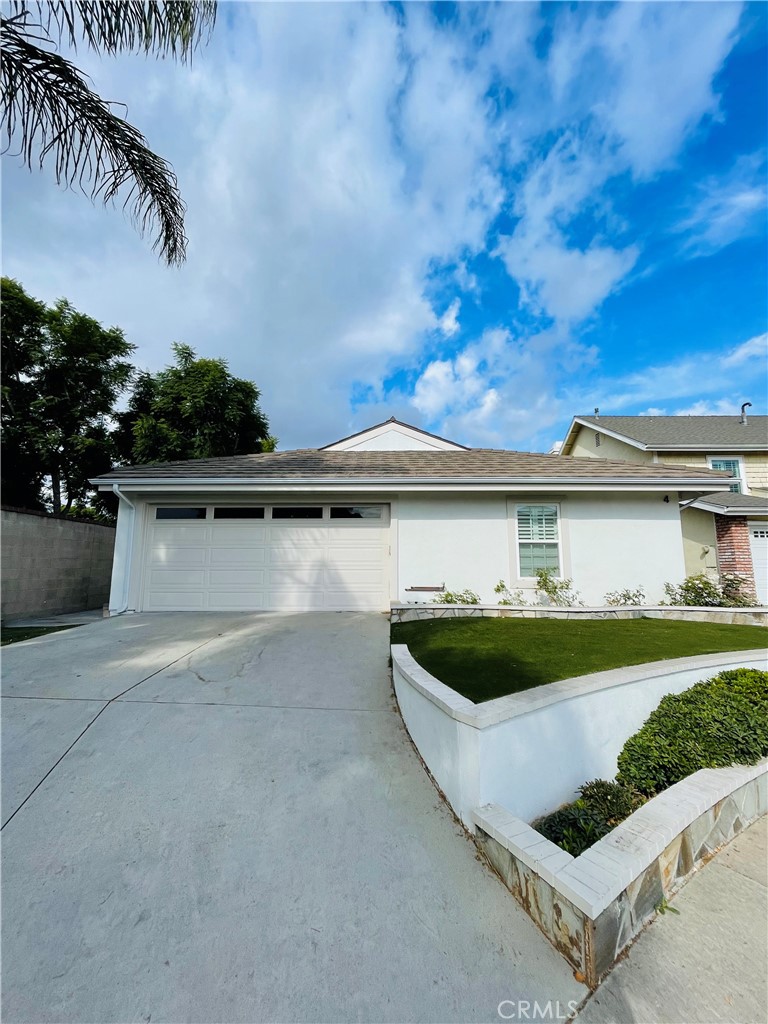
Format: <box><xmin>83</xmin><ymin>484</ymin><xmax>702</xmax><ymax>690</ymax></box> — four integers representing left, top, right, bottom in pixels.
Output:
<box><xmin>93</xmin><ymin>474</ymin><xmax>729</xmax><ymax>491</ymax></box>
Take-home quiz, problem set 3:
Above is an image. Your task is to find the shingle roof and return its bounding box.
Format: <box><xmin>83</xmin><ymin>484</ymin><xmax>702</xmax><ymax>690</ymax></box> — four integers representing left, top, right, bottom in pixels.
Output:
<box><xmin>571</xmin><ymin>415</ymin><xmax>768</xmax><ymax>449</ymax></box>
<box><xmin>689</xmin><ymin>491</ymin><xmax>768</xmax><ymax>512</ymax></box>
<box><xmin>94</xmin><ymin>449</ymin><xmax>731</xmax><ymax>483</ymax></box>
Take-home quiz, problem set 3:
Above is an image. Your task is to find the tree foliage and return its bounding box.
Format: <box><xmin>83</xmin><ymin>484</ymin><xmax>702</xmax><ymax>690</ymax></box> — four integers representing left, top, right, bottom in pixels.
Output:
<box><xmin>1</xmin><ymin>1</ymin><xmax>216</xmax><ymax>264</ymax></box>
<box><xmin>1</xmin><ymin>277</ymin><xmax>135</xmax><ymax>513</ymax></box>
<box><xmin>115</xmin><ymin>343</ymin><xmax>274</xmax><ymax>465</ymax></box>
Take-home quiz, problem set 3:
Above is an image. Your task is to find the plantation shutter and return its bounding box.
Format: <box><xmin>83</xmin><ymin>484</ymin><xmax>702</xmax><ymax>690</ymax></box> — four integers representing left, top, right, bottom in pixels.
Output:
<box><xmin>517</xmin><ymin>505</ymin><xmax>560</xmax><ymax>576</ymax></box>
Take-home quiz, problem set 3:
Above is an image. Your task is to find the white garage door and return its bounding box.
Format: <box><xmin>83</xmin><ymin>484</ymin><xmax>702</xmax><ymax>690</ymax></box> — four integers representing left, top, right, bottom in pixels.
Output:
<box><xmin>142</xmin><ymin>503</ymin><xmax>390</xmax><ymax>611</ymax></box>
<box><xmin>748</xmin><ymin>521</ymin><xmax>768</xmax><ymax>605</ymax></box>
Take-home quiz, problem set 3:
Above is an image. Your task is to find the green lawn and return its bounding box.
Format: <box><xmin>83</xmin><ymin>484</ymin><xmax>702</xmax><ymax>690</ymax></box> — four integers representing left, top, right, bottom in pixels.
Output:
<box><xmin>1</xmin><ymin>625</ymin><xmax>79</xmax><ymax>646</ymax></box>
<box><xmin>391</xmin><ymin>617</ymin><xmax>767</xmax><ymax>703</ymax></box>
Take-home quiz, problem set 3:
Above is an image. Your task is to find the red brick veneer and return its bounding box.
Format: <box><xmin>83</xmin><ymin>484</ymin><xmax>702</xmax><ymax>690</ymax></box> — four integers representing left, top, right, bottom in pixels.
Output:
<box><xmin>714</xmin><ymin>515</ymin><xmax>756</xmax><ymax>595</ymax></box>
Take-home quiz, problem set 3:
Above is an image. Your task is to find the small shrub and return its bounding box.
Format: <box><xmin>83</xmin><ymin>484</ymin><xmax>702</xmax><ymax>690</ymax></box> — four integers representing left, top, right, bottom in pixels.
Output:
<box><xmin>663</xmin><ymin>572</ymin><xmax>755</xmax><ymax>608</ymax></box>
<box><xmin>604</xmin><ymin>586</ymin><xmax>646</xmax><ymax>607</ymax></box>
<box><xmin>617</xmin><ymin>668</ymin><xmax>768</xmax><ymax>796</ymax></box>
<box><xmin>493</xmin><ymin>579</ymin><xmax>528</xmax><ymax>606</ymax></box>
<box><xmin>434</xmin><ymin>586</ymin><xmax>480</xmax><ymax>605</ymax></box>
<box><xmin>720</xmin><ymin>573</ymin><xmax>757</xmax><ymax>607</ymax></box>
<box><xmin>577</xmin><ymin>778</ymin><xmax>646</xmax><ymax>824</ymax></box>
<box><xmin>535</xmin><ymin>567</ymin><xmax>582</xmax><ymax>607</ymax></box>
<box><xmin>532</xmin><ymin>780</ymin><xmax>645</xmax><ymax>856</ymax></box>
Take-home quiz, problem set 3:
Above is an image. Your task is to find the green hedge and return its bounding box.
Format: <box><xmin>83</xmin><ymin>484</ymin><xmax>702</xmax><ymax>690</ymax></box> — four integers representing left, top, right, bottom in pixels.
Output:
<box><xmin>533</xmin><ymin>668</ymin><xmax>768</xmax><ymax>854</ymax></box>
<box><xmin>616</xmin><ymin>668</ymin><xmax>768</xmax><ymax>796</ymax></box>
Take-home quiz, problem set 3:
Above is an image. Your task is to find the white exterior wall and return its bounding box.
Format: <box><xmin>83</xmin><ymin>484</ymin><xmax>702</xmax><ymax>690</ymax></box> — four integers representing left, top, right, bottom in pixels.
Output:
<box><xmin>109</xmin><ymin>488</ymin><xmax>689</xmax><ymax>612</ymax></box>
<box><xmin>396</xmin><ymin>492</ymin><xmax>685</xmax><ymax>606</ymax></box>
<box><xmin>396</xmin><ymin>495</ymin><xmax>510</xmax><ymax>601</ymax></box>
<box><xmin>565</xmin><ymin>493</ymin><xmax>685</xmax><ymax>605</ymax></box>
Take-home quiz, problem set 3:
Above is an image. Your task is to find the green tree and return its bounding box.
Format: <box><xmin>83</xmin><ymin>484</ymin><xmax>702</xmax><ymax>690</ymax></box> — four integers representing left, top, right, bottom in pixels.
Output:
<box><xmin>115</xmin><ymin>343</ymin><xmax>275</xmax><ymax>464</ymax></box>
<box><xmin>1</xmin><ymin>277</ymin><xmax>136</xmax><ymax>513</ymax></box>
<box><xmin>1</xmin><ymin>277</ymin><xmax>47</xmax><ymax>508</ymax></box>
<box><xmin>1</xmin><ymin>1</ymin><xmax>216</xmax><ymax>264</ymax></box>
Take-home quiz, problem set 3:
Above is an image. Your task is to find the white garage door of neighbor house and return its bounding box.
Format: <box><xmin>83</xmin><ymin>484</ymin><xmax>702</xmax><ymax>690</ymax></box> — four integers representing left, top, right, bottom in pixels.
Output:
<box><xmin>748</xmin><ymin>521</ymin><xmax>768</xmax><ymax>605</ymax></box>
<box><xmin>142</xmin><ymin>503</ymin><xmax>390</xmax><ymax>612</ymax></box>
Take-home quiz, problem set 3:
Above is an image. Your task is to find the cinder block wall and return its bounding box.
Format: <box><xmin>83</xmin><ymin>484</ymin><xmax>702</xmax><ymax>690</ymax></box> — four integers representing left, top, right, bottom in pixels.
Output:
<box><xmin>1</xmin><ymin>508</ymin><xmax>116</xmax><ymax>620</ymax></box>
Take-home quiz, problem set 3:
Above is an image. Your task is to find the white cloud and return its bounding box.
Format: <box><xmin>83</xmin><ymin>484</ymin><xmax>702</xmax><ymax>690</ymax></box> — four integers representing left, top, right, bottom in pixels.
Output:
<box><xmin>676</xmin><ymin>154</ymin><xmax>766</xmax><ymax>256</ymax></box>
<box><xmin>438</xmin><ymin>299</ymin><xmax>461</xmax><ymax>338</ymax></box>
<box><xmin>721</xmin><ymin>332</ymin><xmax>768</xmax><ymax>368</ymax></box>
<box><xmin>1</xmin><ymin>1</ymin><xmax>751</xmax><ymax>453</ymax></box>
<box><xmin>496</xmin><ymin>3</ymin><xmax>744</xmax><ymax>325</ymax></box>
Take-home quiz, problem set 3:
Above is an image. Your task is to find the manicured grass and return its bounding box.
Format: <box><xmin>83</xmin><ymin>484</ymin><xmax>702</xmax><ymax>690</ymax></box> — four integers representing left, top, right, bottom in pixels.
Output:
<box><xmin>1</xmin><ymin>625</ymin><xmax>79</xmax><ymax>646</ymax></box>
<box><xmin>391</xmin><ymin>617</ymin><xmax>767</xmax><ymax>704</ymax></box>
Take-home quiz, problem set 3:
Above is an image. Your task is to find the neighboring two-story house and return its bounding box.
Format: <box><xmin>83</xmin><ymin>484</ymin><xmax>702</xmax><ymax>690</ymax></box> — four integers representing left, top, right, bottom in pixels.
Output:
<box><xmin>559</xmin><ymin>413</ymin><xmax>768</xmax><ymax>603</ymax></box>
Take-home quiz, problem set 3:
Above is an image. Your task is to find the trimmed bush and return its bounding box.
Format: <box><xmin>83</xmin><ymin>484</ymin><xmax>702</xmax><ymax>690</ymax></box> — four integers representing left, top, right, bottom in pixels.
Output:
<box><xmin>532</xmin><ymin>668</ymin><xmax>768</xmax><ymax>855</ymax></box>
<box><xmin>616</xmin><ymin>668</ymin><xmax>768</xmax><ymax>796</ymax></box>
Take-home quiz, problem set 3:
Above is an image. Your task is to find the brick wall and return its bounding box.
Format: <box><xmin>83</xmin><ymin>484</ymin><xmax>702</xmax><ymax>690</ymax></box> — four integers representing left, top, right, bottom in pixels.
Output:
<box><xmin>714</xmin><ymin>515</ymin><xmax>756</xmax><ymax>595</ymax></box>
<box><xmin>1</xmin><ymin>508</ymin><xmax>115</xmax><ymax>620</ymax></box>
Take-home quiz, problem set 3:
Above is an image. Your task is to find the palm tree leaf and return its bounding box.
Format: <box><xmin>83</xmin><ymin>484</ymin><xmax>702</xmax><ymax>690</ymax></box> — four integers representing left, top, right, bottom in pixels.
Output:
<box><xmin>6</xmin><ymin>1</ymin><xmax>216</xmax><ymax>59</ymax></box>
<box><xmin>2</xmin><ymin>20</ymin><xmax>188</xmax><ymax>264</ymax></box>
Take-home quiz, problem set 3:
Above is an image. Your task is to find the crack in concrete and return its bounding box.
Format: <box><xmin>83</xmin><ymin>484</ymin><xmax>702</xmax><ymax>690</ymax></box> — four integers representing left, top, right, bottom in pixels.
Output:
<box><xmin>1</xmin><ymin>632</ymin><xmax>226</xmax><ymax>831</ymax></box>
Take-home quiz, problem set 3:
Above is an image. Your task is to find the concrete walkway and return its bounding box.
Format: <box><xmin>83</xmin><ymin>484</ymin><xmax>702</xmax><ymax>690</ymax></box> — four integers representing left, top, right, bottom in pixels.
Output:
<box><xmin>2</xmin><ymin>612</ymin><xmax>586</xmax><ymax>1023</ymax></box>
<box><xmin>575</xmin><ymin>815</ymin><xmax>768</xmax><ymax>1024</ymax></box>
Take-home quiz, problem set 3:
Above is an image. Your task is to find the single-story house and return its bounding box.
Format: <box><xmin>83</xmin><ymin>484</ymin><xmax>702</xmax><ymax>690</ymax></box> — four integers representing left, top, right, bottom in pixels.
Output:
<box><xmin>559</xmin><ymin>412</ymin><xmax>768</xmax><ymax>603</ymax></box>
<box><xmin>93</xmin><ymin>418</ymin><xmax>734</xmax><ymax>613</ymax></box>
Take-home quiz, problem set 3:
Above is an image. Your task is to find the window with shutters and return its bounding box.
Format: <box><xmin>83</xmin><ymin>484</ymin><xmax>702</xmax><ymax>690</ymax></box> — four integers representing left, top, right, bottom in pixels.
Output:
<box><xmin>708</xmin><ymin>457</ymin><xmax>746</xmax><ymax>494</ymax></box>
<box><xmin>516</xmin><ymin>504</ymin><xmax>561</xmax><ymax>577</ymax></box>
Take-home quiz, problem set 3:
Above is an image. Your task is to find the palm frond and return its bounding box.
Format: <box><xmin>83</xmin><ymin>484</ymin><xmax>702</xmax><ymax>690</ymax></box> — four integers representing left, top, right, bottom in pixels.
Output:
<box><xmin>6</xmin><ymin>1</ymin><xmax>216</xmax><ymax>59</ymax></box>
<box><xmin>1</xmin><ymin>20</ymin><xmax>188</xmax><ymax>264</ymax></box>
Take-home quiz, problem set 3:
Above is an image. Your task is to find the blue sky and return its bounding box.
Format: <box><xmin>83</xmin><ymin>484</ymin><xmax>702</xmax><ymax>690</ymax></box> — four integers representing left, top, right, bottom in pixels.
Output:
<box><xmin>3</xmin><ymin>1</ymin><xmax>767</xmax><ymax>451</ymax></box>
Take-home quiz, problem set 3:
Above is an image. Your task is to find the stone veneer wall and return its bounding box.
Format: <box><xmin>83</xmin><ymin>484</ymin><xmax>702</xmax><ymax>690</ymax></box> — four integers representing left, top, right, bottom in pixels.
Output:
<box><xmin>390</xmin><ymin>604</ymin><xmax>767</xmax><ymax>626</ymax></box>
<box><xmin>473</xmin><ymin>762</ymin><xmax>767</xmax><ymax>989</ymax></box>
<box><xmin>1</xmin><ymin>507</ymin><xmax>115</xmax><ymax>619</ymax></box>
<box><xmin>715</xmin><ymin>515</ymin><xmax>756</xmax><ymax>596</ymax></box>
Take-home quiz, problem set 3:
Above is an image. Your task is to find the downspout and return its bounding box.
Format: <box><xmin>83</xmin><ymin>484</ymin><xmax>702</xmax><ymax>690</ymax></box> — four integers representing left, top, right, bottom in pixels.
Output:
<box><xmin>111</xmin><ymin>483</ymin><xmax>136</xmax><ymax>615</ymax></box>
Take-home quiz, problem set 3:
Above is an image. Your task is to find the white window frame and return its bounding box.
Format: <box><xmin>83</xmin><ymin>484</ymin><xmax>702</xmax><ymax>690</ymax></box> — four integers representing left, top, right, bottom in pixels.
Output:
<box><xmin>514</xmin><ymin>502</ymin><xmax>563</xmax><ymax>580</ymax></box>
<box><xmin>707</xmin><ymin>455</ymin><xmax>749</xmax><ymax>494</ymax></box>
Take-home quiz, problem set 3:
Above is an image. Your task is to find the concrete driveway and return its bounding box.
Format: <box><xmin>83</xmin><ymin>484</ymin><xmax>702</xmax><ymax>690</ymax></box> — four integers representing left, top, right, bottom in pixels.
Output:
<box><xmin>2</xmin><ymin>612</ymin><xmax>585</xmax><ymax>1023</ymax></box>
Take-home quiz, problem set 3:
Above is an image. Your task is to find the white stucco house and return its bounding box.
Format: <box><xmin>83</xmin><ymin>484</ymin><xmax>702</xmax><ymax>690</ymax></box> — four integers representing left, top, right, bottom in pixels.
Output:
<box><xmin>93</xmin><ymin>418</ymin><xmax>733</xmax><ymax>614</ymax></box>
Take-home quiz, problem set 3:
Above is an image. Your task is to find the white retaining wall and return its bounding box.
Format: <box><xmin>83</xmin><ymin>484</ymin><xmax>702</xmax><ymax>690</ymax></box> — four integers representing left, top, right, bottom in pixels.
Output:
<box><xmin>392</xmin><ymin>645</ymin><xmax>768</xmax><ymax>825</ymax></box>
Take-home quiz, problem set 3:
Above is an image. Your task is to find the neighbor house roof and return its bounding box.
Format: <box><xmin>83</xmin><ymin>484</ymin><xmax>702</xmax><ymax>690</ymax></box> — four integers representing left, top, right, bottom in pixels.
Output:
<box><xmin>684</xmin><ymin>491</ymin><xmax>768</xmax><ymax>517</ymax></box>
<box><xmin>93</xmin><ymin>449</ymin><xmax>732</xmax><ymax>490</ymax></box>
<box><xmin>561</xmin><ymin>414</ymin><xmax>768</xmax><ymax>454</ymax></box>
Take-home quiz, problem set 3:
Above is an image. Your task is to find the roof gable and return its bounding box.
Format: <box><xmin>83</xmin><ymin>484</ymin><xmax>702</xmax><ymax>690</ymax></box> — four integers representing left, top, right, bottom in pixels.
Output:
<box><xmin>321</xmin><ymin>417</ymin><xmax>468</xmax><ymax>451</ymax></box>
<box><xmin>562</xmin><ymin>414</ymin><xmax>768</xmax><ymax>454</ymax></box>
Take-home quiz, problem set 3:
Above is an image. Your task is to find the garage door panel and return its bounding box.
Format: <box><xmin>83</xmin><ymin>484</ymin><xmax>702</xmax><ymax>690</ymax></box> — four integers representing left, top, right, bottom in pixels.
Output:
<box><xmin>269</xmin><ymin>567</ymin><xmax>325</xmax><ymax>587</ymax></box>
<box><xmin>268</xmin><ymin>528</ymin><xmax>326</xmax><ymax>546</ymax></box>
<box><xmin>142</xmin><ymin>506</ymin><xmax>389</xmax><ymax>611</ymax></box>
<box><xmin>151</xmin><ymin>524</ymin><xmax>210</xmax><ymax>543</ymax></box>
<box><xmin>208</xmin><ymin>569</ymin><xmax>266</xmax><ymax>586</ymax></box>
<box><xmin>209</xmin><ymin>547</ymin><xmax>266</xmax><ymax>566</ymax></box>
<box><xmin>749</xmin><ymin>522</ymin><xmax>767</xmax><ymax>605</ymax></box>
<box><xmin>327</xmin><ymin>544</ymin><xmax>387</xmax><ymax>561</ymax></box>
<box><xmin>149</xmin><ymin>546</ymin><xmax>208</xmax><ymax>567</ymax></box>
<box><xmin>323</xmin><ymin>590</ymin><xmax>383</xmax><ymax>611</ymax></box>
<box><xmin>264</xmin><ymin>591</ymin><xmax>326</xmax><ymax>609</ymax></box>
<box><xmin>205</xmin><ymin>592</ymin><xmax>268</xmax><ymax>609</ymax></box>
<box><xmin>323</xmin><ymin>567</ymin><xmax>386</xmax><ymax>586</ymax></box>
<box><xmin>209</xmin><ymin>525</ymin><xmax>268</xmax><ymax>544</ymax></box>
<box><xmin>268</xmin><ymin>548</ymin><xmax>328</xmax><ymax>568</ymax></box>
<box><xmin>148</xmin><ymin>569</ymin><xmax>206</xmax><ymax>587</ymax></box>
<box><xmin>146</xmin><ymin>591</ymin><xmax>206</xmax><ymax>610</ymax></box>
